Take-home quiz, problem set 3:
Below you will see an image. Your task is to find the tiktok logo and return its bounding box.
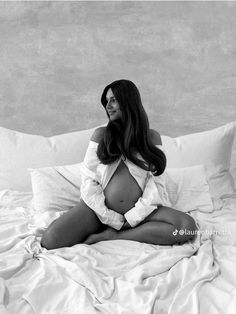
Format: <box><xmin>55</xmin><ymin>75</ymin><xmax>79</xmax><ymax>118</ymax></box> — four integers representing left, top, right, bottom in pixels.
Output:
<box><xmin>173</xmin><ymin>229</ymin><xmax>178</xmax><ymax>236</ymax></box>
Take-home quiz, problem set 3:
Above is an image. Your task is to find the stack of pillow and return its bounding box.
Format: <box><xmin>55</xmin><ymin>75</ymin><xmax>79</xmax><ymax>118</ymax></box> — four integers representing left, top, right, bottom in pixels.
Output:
<box><xmin>0</xmin><ymin>122</ymin><xmax>235</xmax><ymax>219</ymax></box>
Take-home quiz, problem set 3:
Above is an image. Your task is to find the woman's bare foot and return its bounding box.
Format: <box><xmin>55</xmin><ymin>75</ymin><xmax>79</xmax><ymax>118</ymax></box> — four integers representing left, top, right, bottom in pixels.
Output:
<box><xmin>83</xmin><ymin>227</ymin><xmax>118</xmax><ymax>245</ymax></box>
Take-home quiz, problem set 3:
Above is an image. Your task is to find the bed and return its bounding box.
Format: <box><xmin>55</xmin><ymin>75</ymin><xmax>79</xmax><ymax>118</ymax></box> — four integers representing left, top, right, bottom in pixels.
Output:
<box><xmin>1</xmin><ymin>122</ymin><xmax>236</xmax><ymax>314</ymax></box>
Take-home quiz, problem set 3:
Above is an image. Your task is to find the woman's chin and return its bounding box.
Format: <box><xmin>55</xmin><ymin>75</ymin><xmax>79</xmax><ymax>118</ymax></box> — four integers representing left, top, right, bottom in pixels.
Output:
<box><xmin>109</xmin><ymin>115</ymin><xmax>122</xmax><ymax>122</ymax></box>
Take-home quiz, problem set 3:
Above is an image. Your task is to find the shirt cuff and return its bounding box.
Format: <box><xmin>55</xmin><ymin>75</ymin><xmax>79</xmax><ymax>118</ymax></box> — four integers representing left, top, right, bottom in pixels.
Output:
<box><xmin>124</xmin><ymin>202</ymin><xmax>157</xmax><ymax>228</ymax></box>
<box><xmin>109</xmin><ymin>211</ymin><xmax>125</xmax><ymax>230</ymax></box>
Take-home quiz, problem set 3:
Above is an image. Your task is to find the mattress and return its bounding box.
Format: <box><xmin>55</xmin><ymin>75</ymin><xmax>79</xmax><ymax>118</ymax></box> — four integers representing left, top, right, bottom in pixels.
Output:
<box><xmin>1</xmin><ymin>189</ymin><xmax>236</xmax><ymax>314</ymax></box>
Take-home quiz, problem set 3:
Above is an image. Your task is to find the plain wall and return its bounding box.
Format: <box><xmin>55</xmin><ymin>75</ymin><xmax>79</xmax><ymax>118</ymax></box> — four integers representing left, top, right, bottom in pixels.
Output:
<box><xmin>0</xmin><ymin>1</ymin><xmax>236</xmax><ymax>177</ymax></box>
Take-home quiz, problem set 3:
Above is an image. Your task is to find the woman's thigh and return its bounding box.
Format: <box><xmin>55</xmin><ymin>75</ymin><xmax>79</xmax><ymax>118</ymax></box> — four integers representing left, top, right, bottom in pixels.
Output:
<box><xmin>41</xmin><ymin>198</ymin><xmax>105</xmax><ymax>249</ymax></box>
<box><xmin>141</xmin><ymin>205</ymin><xmax>197</xmax><ymax>230</ymax></box>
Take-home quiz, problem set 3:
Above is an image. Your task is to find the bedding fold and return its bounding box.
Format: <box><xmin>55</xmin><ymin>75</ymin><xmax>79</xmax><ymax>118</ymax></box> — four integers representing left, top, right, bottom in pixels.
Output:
<box><xmin>1</xmin><ymin>190</ymin><xmax>236</xmax><ymax>313</ymax></box>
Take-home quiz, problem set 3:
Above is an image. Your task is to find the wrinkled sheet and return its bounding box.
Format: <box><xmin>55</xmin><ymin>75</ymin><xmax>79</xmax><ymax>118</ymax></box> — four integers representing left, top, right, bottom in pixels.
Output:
<box><xmin>0</xmin><ymin>190</ymin><xmax>236</xmax><ymax>314</ymax></box>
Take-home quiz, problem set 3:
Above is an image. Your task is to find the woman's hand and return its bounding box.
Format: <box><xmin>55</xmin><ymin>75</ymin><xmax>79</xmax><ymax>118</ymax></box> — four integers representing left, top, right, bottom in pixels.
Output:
<box><xmin>120</xmin><ymin>221</ymin><xmax>131</xmax><ymax>231</ymax></box>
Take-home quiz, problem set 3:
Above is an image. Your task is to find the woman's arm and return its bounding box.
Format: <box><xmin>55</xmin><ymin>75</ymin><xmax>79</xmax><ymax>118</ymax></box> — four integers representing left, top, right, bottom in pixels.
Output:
<box><xmin>123</xmin><ymin>173</ymin><xmax>164</xmax><ymax>227</ymax></box>
<box><xmin>80</xmin><ymin>128</ymin><xmax>125</xmax><ymax>230</ymax></box>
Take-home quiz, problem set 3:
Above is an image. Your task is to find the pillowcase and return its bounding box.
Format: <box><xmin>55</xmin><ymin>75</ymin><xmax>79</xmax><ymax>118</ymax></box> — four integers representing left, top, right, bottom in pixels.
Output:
<box><xmin>163</xmin><ymin>165</ymin><xmax>213</xmax><ymax>213</ymax></box>
<box><xmin>28</xmin><ymin>163</ymin><xmax>83</xmax><ymax>213</ymax></box>
<box><xmin>29</xmin><ymin>163</ymin><xmax>213</xmax><ymax>215</ymax></box>
<box><xmin>161</xmin><ymin>122</ymin><xmax>236</xmax><ymax>198</ymax></box>
<box><xmin>1</xmin><ymin>121</ymin><xmax>235</xmax><ymax>198</ymax></box>
<box><xmin>0</xmin><ymin>125</ymin><xmax>103</xmax><ymax>192</ymax></box>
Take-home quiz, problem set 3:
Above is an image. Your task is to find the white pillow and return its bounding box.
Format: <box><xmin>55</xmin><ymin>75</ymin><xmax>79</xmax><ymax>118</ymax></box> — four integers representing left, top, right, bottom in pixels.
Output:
<box><xmin>0</xmin><ymin>125</ymin><xmax>100</xmax><ymax>191</ymax></box>
<box><xmin>29</xmin><ymin>163</ymin><xmax>213</xmax><ymax>215</ymax></box>
<box><xmin>163</xmin><ymin>165</ymin><xmax>213</xmax><ymax>213</ymax></box>
<box><xmin>29</xmin><ymin>163</ymin><xmax>83</xmax><ymax>213</ymax></box>
<box><xmin>162</xmin><ymin>122</ymin><xmax>236</xmax><ymax>198</ymax></box>
<box><xmin>1</xmin><ymin>122</ymin><xmax>235</xmax><ymax>198</ymax></box>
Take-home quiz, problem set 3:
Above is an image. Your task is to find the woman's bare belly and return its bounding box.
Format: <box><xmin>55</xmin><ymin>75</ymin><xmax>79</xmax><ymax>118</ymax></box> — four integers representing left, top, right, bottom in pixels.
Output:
<box><xmin>104</xmin><ymin>160</ymin><xmax>142</xmax><ymax>214</ymax></box>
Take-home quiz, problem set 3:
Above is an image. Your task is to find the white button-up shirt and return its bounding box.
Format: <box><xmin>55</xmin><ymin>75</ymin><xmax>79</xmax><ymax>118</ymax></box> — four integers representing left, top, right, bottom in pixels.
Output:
<box><xmin>80</xmin><ymin>141</ymin><xmax>170</xmax><ymax>230</ymax></box>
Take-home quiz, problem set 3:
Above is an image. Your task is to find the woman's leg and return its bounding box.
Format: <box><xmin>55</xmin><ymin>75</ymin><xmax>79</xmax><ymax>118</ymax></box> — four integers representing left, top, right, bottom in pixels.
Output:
<box><xmin>84</xmin><ymin>206</ymin><xmax>198</xmax><ymax>245</ymax></box>
<box><xmin>117</xmin><ymin>206</ymin><xmax>198</xmax><ymax>244</ymax></box>
<box><xmin>41</xmin><ymin>198</ymin><xmax>105</xmax><ymax>249</ymax></box>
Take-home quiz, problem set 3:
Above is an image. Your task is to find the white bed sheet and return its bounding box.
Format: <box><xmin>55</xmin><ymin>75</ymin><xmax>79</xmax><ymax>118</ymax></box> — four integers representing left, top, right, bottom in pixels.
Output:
<box><xmin>0</xmin><ymin>190</ymin><xmax>236</xmax><ymax>314</ymax></box>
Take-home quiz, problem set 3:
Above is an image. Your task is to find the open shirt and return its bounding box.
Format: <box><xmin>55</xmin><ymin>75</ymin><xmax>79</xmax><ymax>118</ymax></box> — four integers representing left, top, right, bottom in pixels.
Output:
<box><xmin>80</xmin><ymin>141</ymin><xmax>170</xmax><ymax>230</ymax></box>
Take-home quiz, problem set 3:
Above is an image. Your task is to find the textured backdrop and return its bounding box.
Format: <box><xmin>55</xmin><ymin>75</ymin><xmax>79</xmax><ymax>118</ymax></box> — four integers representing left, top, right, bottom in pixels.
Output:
<box><xmin>0</xmin><ymin>1</ymin><xmax>235</xmax><ymax>177</ymax></box>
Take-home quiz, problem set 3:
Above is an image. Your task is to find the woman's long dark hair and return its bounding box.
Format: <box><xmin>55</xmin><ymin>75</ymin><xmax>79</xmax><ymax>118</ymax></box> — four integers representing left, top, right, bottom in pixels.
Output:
<box><xmin>97</xmin><ymin>79</ymin><xmax>166</xmax><ymax>176</ymax></box>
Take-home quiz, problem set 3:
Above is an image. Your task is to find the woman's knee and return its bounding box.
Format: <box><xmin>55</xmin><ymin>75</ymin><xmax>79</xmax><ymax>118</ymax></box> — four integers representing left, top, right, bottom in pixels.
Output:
<box><xmin>176</xmin><ymin>213</ymin><xmax>198</xmax><ymax>241</ymax></box>
<box><xmin>41</xmin><ymin>200</ymin><xmax>104</xmax><ymax>249</ymax></box>
<box><xmin>145</xmin><ymin>206</ymin><xmax>198</xmax><ymax>240</ymax></box>
<box><xmin>179</xmin><ymin>214</ymin><xmax>197</xmax><ymax>233</ymax></box>
<box><xmin>41</xmin><ymin>228</ymin><xmax>59</xmax><ymax>250</ymax></box>
<box><xmin>155</xmin><ymin>206</ymin><xmax>197</xmax><ymax>231</ymax></box>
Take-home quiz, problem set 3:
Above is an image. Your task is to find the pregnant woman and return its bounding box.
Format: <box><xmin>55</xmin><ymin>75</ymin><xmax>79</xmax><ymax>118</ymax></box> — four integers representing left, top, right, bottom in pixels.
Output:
<box><xmin>41</xmin><ymin>79</ymin><xmax>197</xmax><ymax>249</ymax></box>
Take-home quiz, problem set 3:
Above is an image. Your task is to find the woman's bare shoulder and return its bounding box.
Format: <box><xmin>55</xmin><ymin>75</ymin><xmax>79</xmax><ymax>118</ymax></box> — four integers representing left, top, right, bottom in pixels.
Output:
<box><xmin>149</xmin><ymin>129</ymin><xmax>162</xmax><ymax>145</ymax></box>
<box><xmin>91</xmin><ymin>127</ymin><xmax>106</xmax><ymax>143</ymax></box>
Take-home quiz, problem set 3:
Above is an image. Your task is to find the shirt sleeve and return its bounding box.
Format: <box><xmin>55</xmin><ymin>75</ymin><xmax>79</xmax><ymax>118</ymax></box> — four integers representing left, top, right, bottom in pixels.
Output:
<box><xmin>80</xmin><ymin>140</ymin><xmax>125</xmax><ymax>230</ymax></box>
<box><xmin>124</xmin><ymin>144</ymin><xmax>170</xmax><ymax>228</ymax></box>
<box><xmin>124</xmin><ymin>173</ymin><xmax>163</xmax><ymax>227</ymax></box>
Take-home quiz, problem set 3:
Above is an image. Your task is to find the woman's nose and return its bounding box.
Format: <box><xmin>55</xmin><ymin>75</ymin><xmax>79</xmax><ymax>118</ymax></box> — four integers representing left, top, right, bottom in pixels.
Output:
<box><xmin>106</xmin><ymin>100</ymin><xmax>112</xmax><ymax>109</ymax></box>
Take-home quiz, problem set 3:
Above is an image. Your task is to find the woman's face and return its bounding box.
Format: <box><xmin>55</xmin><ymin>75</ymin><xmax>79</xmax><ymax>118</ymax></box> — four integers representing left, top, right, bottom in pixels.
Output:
<box><xmin>105</xmin><ymin>88</ymin><xmax>122</xmax><ymax>121</ymax></box>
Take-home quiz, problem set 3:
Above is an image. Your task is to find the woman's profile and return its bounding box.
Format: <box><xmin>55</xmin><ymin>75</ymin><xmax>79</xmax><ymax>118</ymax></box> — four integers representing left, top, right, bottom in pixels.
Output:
<box><xmin>41</xmin><ymin>79</ymin><xmax>197</xmax><ymax>249</ymax></box>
